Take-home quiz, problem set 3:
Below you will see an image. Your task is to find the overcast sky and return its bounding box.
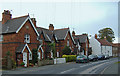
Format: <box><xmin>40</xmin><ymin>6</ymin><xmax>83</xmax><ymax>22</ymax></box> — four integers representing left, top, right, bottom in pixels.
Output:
<box><xmin>0</xmin><ymin>0</ymin><xmax>119</xmax><ymax>43</ymax></box>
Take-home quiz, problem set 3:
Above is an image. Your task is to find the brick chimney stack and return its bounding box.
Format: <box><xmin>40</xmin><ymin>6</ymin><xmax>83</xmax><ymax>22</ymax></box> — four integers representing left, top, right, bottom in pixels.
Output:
<box><xmin>31</xmin><ymin>18</ymin><xmax>37</xmax><ymax>27</ymax></box>
<box><xmin>2</xmin><ymin>10</ymin><xmax>12</xmax><ymax>24</ymax></box>
<box><xmin>49</xmin><ymin>24</ymin><xmax>54</xmax><ymax>31</ymax></box>
<box><xmin>95</xmin><ymin>34</ymin><xmax>97</xmax><ymax>39</ymax></box>
<box><xmin>72</xmin><ymin>31</ymin><xmax>75</xmax><ymax>36</ymax></box>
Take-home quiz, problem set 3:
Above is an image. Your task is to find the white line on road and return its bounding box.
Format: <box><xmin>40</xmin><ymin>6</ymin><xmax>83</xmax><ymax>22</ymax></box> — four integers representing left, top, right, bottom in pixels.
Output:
<box><xmin>79</xmin><ymin>60</ymin><xmax>116</xmax><ymax>74</ymax></box>
<box><xmin>79</xmin><ymin>60</ymin><xmax>107</xmax><ymax>68</ymax></box>
<box><xmin>60</xmin><ymin>68</ymin><xmax>76</xmax><ymax>74</ymax></box>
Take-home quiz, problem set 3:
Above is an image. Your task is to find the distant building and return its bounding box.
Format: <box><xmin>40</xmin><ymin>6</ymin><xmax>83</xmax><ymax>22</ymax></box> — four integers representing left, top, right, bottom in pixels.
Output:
<box><xmin>89</xmin><ymin>34</ymin><xmax>113</xmax><ymax>56</ymax></box>
<box><xmin>112</xmin><ymin>43</ymin><xmax>120</xmax><ymax>57</ymax></box>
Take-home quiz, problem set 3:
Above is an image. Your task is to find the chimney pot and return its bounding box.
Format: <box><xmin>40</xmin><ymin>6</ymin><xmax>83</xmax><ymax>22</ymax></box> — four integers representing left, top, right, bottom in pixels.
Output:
<box><xmin>31</xmin><ymin>18</ymin><xmax>37</xmax><ymax>27</ymax></box>
<box><xmin>95</xmin><ymin>34</ymin><xmax>97</xmax><ymax>39</ymax></box>
<box><xmin>72</xmin><ymin>31</ymin><xmax>75</xmax><ymax>36</ymax></box>
<box><xmin>2</xmin><ymin>10</ymin><xmax>12</xmax><ymax>24</ymax></box>
<box><xmin>49</xmin><ymin>24</ymin><xmax>54</xmax><ymax>31</ymax></box>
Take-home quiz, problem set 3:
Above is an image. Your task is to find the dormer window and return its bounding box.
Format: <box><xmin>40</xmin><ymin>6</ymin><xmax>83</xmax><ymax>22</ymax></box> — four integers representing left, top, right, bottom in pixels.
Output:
<box><xmin>24</xmin><ymin>34</ymin><xmax>30</xmax><ymax>43</ymax></box>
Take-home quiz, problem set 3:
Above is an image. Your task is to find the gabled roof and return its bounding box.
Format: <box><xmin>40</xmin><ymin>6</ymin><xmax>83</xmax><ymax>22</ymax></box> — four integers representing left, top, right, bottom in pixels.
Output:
<box><xmin>54</xmin><ymin>28</ymin><xmax>69</xmax><ymax>40</ymax></box>
<box><xmin>16</xmin><ymin>44</ymin><xmax>31</xmax><ymax>53</ymax></box>
<box><xmin>36</xmin><ymin>27</ymin><xmax>52</xmax><ymax>42</ymax></box>
<box><xmin>96</xmin><ymin>39</ymin><xmax>112</xmax><ymax>46</ymax></box>
<box><xmin>0</xmin><ymin>15</ymin><xmax>39</xmax><ymax>36</ymax></box>
<box><xmin>73</xmin><ymin>34</ymin><xmax>89</xmax><ymax>43</ymax></box>
<box><xmin>37</xmin><ymin>27</ymin><xmax>76</xmax><ymax>44</ymax></box>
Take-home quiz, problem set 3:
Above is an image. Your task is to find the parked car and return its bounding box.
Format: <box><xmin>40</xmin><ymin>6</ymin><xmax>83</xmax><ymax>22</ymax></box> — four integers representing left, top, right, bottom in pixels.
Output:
<box><xmin>76</xmin><ymin>55</ymin><xmax>89</xmax><ymax>63</ymax></box>
<box><xmin>88</xmin><ymin>55</ymin><xmax>98</xmax><ymax>61</ymax></box>
<box><xmin>104</xmin><ymin>54</ymin><xmax>110</xmax><ymax>59</ymax></box>
<box><xmin>97</xmin><ymin>54</ymin><xmax>105</xmax><ymax>60</ymax></box>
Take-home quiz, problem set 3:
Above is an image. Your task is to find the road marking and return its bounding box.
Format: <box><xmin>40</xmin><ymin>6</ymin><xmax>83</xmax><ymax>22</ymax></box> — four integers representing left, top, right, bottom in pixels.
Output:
<box><xmin>79</xmin><ymin>59</ymin><xmax>113</xmax><ymax>68</ymax></box>
<box><xmin>60</xmin><ymin>68</ymin><xmax>76</xmax><ymax>74</ymax></box>
<box><xmin>79</xmin><ymin>60</ymin><xmax>115</xmax><ymax>74</ymax></box>
<box><xmin>100</xmin><ymin>65</ymin><xmax>110</xmax><ymax>74</ymax></box>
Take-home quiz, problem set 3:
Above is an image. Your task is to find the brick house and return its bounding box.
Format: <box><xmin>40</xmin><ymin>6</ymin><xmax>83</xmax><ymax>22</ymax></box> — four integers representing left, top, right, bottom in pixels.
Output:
<box><xmin>0</xmin><ymin>10</ymin><xmax>40</xmax><ymax>67</ymax></box>
<box><xmin>112</xmin><ymin>43</ymin><xmax>120</xmax><ymax>57</ymax></box>
<box><xmin>72</xmin><ymin>31</ymin><xmax>90</xmax><ymax>56</ymax></box>
<box><xmin>37</xmin><ymin>24</ymin><xmax>76</xmax><ymax>58</ymax></box>
<box><xmin>37</xmin><ymin>25</ymin><xmax>57</xmax><ymax>59</ymax></box>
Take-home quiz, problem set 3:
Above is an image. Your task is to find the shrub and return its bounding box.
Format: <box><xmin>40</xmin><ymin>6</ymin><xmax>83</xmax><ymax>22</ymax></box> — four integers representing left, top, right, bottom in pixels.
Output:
<box><xmin>62</xmin><ymin>55</ymin><xmax>76</xmax><ymax>62</ymax></box>
<box><xmin>62</xmin><ymin>46</ymin><xmax>71</xmax><ymax>55</ymax></box>
<box><xmin>32</xmin><ymin>48</ymin><xmax>38</xmax><ymax>65</ymax></box>
<box><xmin>11</xmin><ymin>59</ymin><xmax>16</xmax><ymax>69</ymax></box>
<box><xmin>20</xmin><ymin>62</ymin><xmax>25</xmax><ymax>66</ymax></box>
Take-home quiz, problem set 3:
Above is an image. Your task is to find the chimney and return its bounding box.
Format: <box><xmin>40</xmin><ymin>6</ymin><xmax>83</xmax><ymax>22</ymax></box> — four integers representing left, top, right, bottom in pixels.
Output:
<box><xmin>49</xmin><ymin>24</ymin><xmax>54</xmax><ymax>31</ymax></box>
<box><xmin>2</xmin><ymin>10</ymin><xmax>12</xmax><ymax>24</ymax></box>
<box><xmin>72</xmin><ymin>31</ymin><xmax>75</xmax><ymax>36</ymax></box>
<box><xmin>31</xmin><ymin>18</ymin><xmax>37</xmax><ymax>27</ymax></box>
<box><xmin>95</xmin><ymin>34</ymin><xmax>97</xmax><ymax>39</ymax></box>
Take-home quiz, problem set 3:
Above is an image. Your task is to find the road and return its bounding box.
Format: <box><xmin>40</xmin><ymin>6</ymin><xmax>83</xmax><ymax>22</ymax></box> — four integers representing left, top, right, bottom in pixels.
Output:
<box><xmin>2</xmin><ymin>57</ymin><xmax>118</xmax><ymax>74</ymax></box>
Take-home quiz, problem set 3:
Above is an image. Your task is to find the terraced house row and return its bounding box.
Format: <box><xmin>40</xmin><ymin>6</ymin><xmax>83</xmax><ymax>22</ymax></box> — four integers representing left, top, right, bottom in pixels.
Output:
<box><xmin>0</xmin><ymin>10</ymin><xmax>90</xmax><ymax>67</ymax></box>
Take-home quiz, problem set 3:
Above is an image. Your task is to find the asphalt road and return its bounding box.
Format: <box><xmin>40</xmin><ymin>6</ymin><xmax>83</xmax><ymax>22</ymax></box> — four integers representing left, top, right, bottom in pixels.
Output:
<box><xmin>2</xmin><ymin>57</ymin><xmax>118</xmax><ymax>74</ymax></box>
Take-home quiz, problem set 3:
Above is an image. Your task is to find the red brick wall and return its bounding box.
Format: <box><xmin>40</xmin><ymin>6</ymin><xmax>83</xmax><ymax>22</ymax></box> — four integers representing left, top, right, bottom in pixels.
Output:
<box><xmin>80</xmin><ymin>38</ymin><xmax>89</xmax><ymax>55</ymax></box>
<box><xmin>57</xmin><ymin>31</ymin><xmax>75</xmax><ymax>57</ymax></box>
<box><xmin>2</xmin><ymin>19</ymin><xmax>39</xmax><ymax>65</ymax></box>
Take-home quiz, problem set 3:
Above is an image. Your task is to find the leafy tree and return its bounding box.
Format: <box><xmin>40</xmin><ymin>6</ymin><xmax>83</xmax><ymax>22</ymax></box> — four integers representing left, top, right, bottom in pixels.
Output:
<box><xmin>98</xmin><ymin>28</ymin><xmax>115</xmax><ymax>42</ymax></box>
<box><xmin>62</xmin><ymin>46</ymin><xmax>71</xmax><ymax>55</ymax></box>
<box><xmin>32</xmin><ymin>49</ymin><xmax>38</xmax><ymax>65</ymax></box>
<box><xmin>49</xmin><ymin>42</ymin><xmax>56</xmax><ymax>58</ymax></box>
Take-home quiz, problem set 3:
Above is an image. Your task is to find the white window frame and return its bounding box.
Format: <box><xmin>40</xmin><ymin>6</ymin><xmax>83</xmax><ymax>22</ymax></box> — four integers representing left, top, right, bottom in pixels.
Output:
<box><xmin>0</xmin><ymin>35</ymin><xmax>3</xmax><ymax>41</ymax></box>
<box><xmin>51</xmin><ymin>51</ymin><xmax>53</xmax><ymax>58</ymax></box>
<box><xmin>67</xmin><ymin>39</ymin><xmax>69</xmax><ymax>46</ymax></box>
<box><xmin>29</xmin><ymin>53</ymin><xmax>32</xmax><ymax>60</ymax></box>
<box><xmin>38</xmin><ymin>52</ymin><xmax>41</xmax><ymax>60</ymax></box>
<box><xmin>24</xmin><ymin>34</ymin><xmax>30</xmax><ymax>43</ymax></box>
<box><xmin>57</xmin><ymin>52</ymin><xmax>59</xmax><ymax>57</ymax></box>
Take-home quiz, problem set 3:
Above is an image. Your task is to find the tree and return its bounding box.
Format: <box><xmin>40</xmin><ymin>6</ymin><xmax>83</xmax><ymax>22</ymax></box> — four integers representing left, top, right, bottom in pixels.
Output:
<box><xmin>32</xmin><ymin>49</ymin><xmax>38</xmax><ymax>65</ymax></box>
<box><xmin>98</xmin><ymin>28</ymin><xmax>115</xmax><ymax>42</ymax></box>
<box><xmin>62</xmin><ymin>46</ymin><xmax>71</xmax><ymax>55</ymax></box>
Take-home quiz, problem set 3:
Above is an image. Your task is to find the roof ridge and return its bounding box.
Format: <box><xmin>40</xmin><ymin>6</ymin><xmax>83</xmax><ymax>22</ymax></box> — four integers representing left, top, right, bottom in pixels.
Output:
<box><xmin>11</xmin><ymin>15</ymin><xmax>29</xmax><ymax>20</ymax></box>
<box><xmin>75</xmin><ymin>34</ymin><xmax>85</xmax><ymax>36</ymax></box>
<box><xmin>37</xmin><ymin>27</ymin><xmax>49</xmax><ymax>30</ymax></box>
<box><xmin>55</xmin><ymin>28</ymin><xmax>69</xmax><ymax>30</ymax></box>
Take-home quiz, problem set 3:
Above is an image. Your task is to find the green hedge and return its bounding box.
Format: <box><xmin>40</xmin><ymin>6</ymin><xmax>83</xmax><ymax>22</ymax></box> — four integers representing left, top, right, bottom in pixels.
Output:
<box><xmin>62</xmin><ymin>55</ymin><xmax>77</xmax><ymax>62</ymax></box>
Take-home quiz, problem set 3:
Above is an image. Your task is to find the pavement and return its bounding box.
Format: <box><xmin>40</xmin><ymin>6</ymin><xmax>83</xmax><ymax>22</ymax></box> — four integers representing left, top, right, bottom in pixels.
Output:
<box><xmin>101</xmin><ymin>61</ymin><xmax>119</xmax><ymax>74</ymax></box>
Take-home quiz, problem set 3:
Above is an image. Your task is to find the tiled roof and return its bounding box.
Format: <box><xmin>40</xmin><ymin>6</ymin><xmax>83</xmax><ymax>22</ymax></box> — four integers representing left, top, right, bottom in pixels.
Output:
<box><xmin>37</xmin><ymin>27</ymin><xmax>70</xmax><ymax>41</ymax></box>
<box><xmin>54</xmin><ymin>28</ymin><xmax>69</xmax><ymax>40</ymax></box>
<box><xmin>112</xmin><ymin>43</ymin><xmax>120</xmax><ymax>47</ymax></box>
<box><xmin>73</xmin><ymin>34</ymin><xmax>88</xmax><ymax>43</ymax></box>
<box><xmin>96</xmin><ymin>39</ymin><xmax>112</xmax><ymax>46</ymax></box>
<box><xmin>36</xmin><ymin>27</ymin><xmax>52</xmax><ymax>42</ymax></box>
<box><xmin>0</xmin><ymin>15</ymin><xmax>28</xmax><ymax>34</ymax></box>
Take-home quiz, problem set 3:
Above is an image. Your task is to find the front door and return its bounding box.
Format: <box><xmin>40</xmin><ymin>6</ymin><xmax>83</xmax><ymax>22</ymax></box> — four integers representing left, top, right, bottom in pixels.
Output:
<box><xmin>23</xmin><ymin>52</ymin><xmax>27</xmax><ymax>67</ymax></box>
<box><xmin>38</xmin><ymin>52</ymin><xmax>41</xmax><ymax>60</ymax></box>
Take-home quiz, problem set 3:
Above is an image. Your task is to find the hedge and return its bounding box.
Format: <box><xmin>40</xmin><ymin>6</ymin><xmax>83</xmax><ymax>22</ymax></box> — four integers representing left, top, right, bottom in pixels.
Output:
<box><xmin>62</xmin><ymin>55</ymin><xmax>77</xmax><ymax>62</ymax></box>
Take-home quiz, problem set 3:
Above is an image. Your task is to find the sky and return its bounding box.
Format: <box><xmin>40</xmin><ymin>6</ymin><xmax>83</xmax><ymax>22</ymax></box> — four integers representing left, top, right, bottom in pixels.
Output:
<box><xmin>0</xmin><ymin>0</ymin><xmax>119</xmax><ymax>43</ymax></box>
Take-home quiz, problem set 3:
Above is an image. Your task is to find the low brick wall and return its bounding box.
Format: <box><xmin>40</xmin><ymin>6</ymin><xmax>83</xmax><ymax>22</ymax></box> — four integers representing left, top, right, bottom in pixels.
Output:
<box><xmin>38</xmin><ymin>60</ymin><xmax>54</xmax><ymax>67</ymax></box>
